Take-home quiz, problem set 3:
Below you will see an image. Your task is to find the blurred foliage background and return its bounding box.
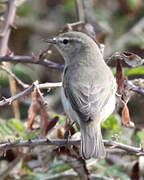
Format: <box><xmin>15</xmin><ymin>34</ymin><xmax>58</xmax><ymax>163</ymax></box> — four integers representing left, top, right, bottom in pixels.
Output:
<box><xmin>1</xmin><ymin>0</ymin><xmax>144</xmax><ymax>179</ymax></box>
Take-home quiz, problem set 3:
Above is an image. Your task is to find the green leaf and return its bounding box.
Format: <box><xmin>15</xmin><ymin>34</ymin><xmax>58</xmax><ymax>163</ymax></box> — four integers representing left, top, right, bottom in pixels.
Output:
<box><xmin>54</xmin><ymin>163</ymin><xmax>70</xmax><ymax>173</ymax></box>
<box><xmin>9</xmin><ymin>118</ymin><xmax>25</xmax><ymax>132</ymax></box>
<box><xmin>23</xmin><ymin>131</ymin><xmax>39</xmax><ymax>140</ymax></box>
<box><xmin>125</xmin><ymin>67</ymin><xmax>144</xmax><ymax>76</ymax></box>
<box><xmin>102</xmin><ymin>115</ymin><xmax>119</xmax><ymax>130</ymax></box>
<box><xmin>0</xmin><ymin>119</ymin><xmax>13</xmax><ymax>135</ymax></box>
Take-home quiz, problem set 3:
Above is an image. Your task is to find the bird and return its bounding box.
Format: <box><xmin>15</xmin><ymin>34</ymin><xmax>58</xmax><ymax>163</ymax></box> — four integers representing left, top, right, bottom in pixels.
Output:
<box><xmin>44</xmin><ymin>31</ymin><xmax>117</xmax><ymax>159</ymax></box>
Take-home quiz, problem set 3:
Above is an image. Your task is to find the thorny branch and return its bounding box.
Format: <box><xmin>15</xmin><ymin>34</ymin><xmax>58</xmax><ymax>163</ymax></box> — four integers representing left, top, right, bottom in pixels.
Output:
<box><xmin>0</xmin><ymin>138</ymin><xmax>144</xmax><ymax>156</ymax></box>
<box><xmin>124</xmin><ymin>79</ymin><xmax>144</xmax><ymax>96</ymax></box>
<box><xmin>0</xmin><ymin>83</ymin><xmax>35</xmax><ymax>106</ymax></box>
<box><xmin>0</xmin><ymin>81</ymin><xmax>62</xmax><ymax>106</ymax></box>
<box><xmin>1</xmin><ymin>77</ymin><xmax>144</xmax><ymax>107</ymax></box>
<box><xmin>0</xmin><ymin>55</ymin><xmax>64</xmax><ymax>70</ymax></box>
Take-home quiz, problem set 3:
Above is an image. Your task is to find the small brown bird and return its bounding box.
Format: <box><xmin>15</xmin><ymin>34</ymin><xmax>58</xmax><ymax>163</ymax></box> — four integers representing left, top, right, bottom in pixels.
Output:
<box><xmin>45</xmin><ymin>31</ymin><xmax>116</xmax><ymax>159</ymax></box>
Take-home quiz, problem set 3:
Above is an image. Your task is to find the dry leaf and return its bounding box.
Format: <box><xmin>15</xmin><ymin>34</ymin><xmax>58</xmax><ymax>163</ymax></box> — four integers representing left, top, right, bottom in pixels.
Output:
<box><xmin>28</xmin><ymin>89</ymin><xmax>38</xmax><ymax>129</ymax></box>
<box><xmin>121</xmin><ymin>51</ymin><xmax>144</xmax><ymax>67</ymax></box>
<box><xmin>44</xmin><ymin>116</ymin><xmax>59</xmax><ymax>135</ymax></box>
<box><xmin>116</xmin><ymin>59</ymin><xmax>124</xmax><ymax>94</ymax></box>
<box><xmin>122</xmin><ymin>102</ymin><xmax>135</xmax><ymax>128</ymax></box>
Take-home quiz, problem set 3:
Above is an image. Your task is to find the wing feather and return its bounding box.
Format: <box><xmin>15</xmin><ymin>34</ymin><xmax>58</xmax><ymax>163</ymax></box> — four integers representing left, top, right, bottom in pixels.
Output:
<box><xmin>64</xmin><ymin>82</ymin><xmax>111</xmax><ymax>122</ymax></box>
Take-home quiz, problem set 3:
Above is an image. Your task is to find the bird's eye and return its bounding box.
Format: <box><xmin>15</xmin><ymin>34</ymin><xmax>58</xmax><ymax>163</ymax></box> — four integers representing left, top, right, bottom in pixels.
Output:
<box><xmin>63</xmin><ymin>39</ymin><xmax>69</xmax><ymax>44</ymax></box>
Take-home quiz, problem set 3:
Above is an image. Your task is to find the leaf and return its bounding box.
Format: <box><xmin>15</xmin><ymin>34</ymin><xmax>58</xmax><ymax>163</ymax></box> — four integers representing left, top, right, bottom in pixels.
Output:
<box><xmin>57</xmin><ymin>127</ymin><xmax>65</xmax><ymax>139</ymax></box>
<box><xmin>28</xmin><ymin>89</ymin><xmax>38</xmax><ymax>129</ymax></box>
<box><xmin>122</xmin><ymin>102</ymin><xmax>135</xmax><ymax>128</ymax></box>
<box><xmin>37</xmin><ymin>90</ymin><xmax>51</xmax><ymax>137</ymax></box>
<box><xmin>0</xmin><ymin>118</ymin><xmax>28</xmax><ymax>140</ymax></box>
<box><xmin>52</xmin><ymin>114</ymin><xmax>67</xmax><ymax>124</ymax></box>
<box><xmin>44</xmin><ymin>116</ymin><xmax>59</xmax><ymax>135</ymax></box>
<box><xmin>120</xmin><ymin>51</ymin><xmax>144</xmax><ymax>67</ymax></box>
<box><xmin>9</xmin><ymin>118</ymin><xmax>25</xmax><ymax>132</ymax></box>
<box><xmin>102</xmin><ymin>115</ymin><xmax>119</xmax><ymax>130</ymax></box>
<box><xmin>23</xmin><ymin>131</ymin><xmax>39</xmax><ymax>140</ymax></box>
<box><xmin>0</xmin><ymin>119</ymin><xmax>13</xmax><ymax>135</ymax></box>
<box><xmin>116</xmin><ymin>59</ymin><xmax>124</xmax><ymax>94</ymax></box>
<box><xmin>125</xmin><ymin>67</ymin><xmax>144</xmax><ymax>76</ymax></box>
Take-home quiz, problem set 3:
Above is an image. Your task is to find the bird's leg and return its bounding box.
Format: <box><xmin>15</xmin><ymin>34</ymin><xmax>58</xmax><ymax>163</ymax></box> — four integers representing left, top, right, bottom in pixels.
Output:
<box><xmin>64</xmin><ymin>120</ymin><xmax>75</xmax><ymax>139</ymax></box>
<box><xmin>64</xmin><ymin>120</ymin><xmax>75</xmax><ymax>149</ymax></box>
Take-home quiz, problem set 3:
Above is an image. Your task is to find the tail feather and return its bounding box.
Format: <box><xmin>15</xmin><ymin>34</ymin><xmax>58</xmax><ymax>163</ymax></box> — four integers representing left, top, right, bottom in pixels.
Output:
<box><xmin>80</xmin><ymin>122</ymin><xmax>106</xmax><ymax>159</ymax></box>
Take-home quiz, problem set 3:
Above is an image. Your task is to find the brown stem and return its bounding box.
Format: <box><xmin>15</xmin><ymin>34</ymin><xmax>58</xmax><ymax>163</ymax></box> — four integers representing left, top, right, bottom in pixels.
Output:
<box><xmin>0</xmin><ymin>0</ymin><xmax>20</xmax><ymax>119</ymax></box>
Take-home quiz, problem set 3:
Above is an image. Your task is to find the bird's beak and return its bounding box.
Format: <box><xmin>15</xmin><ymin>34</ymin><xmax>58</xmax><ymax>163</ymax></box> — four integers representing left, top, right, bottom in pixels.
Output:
<box><xmin>43</xmin><ymin>37</ymin><xmax>57</xmax><ymax>44</ymax></box>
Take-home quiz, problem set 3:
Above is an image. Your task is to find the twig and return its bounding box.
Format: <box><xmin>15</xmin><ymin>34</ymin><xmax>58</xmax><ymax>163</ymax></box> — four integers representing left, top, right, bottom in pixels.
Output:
<box><xmin>0</xmin><ymin>0</ymin><xmax>16</xmax><ymax>53</ymax></box>
<box><xmin>0</xmin><ymin>83</ymin><xmax>34</xmax><ymax>106</ymax></box>
<box><xmin>0</xmin><ymin>138</ymin><xmax>143</xmax><ymax>156</ymax></box>
<box><xmin>0</xmin><ymin>81</ymin><xmax>62</xmax><ymax>106</ymax></box>
<box><xmin>124</xmin><ymin>79</ymin><xmax>144</xmax><ymax>96</ymax></box>
<box><xmin>0</xmin><ymin>55</ymin><xmax>64</xmax><ymax>71</ymax></box>
<box><xmin>0</xmin><ymin>0</ymin><xmax>20</xmax><ymax>119</ymax></box>
<box><xmin>75</xmin><ymin>0</ymin><xmax>85</xmax><ymax>22</ymax></box>
<box><xmin>1</xmin><ymin>65</ymin><xmax>29</xmax><ymax>88</ymax></box>
<box><xmin>66</xmin><ymin>21</ymin><xmax>84</xmax><ymax>31</ymax></box>
<box><xmin>38</xmin><ymin>82</ymin><xmax>62</xmax><ymax>89</ymax></box>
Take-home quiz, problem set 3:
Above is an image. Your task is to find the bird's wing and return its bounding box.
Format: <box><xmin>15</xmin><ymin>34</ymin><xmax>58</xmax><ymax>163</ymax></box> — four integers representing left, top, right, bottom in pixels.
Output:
<box><xmin>64</xmin><ymin>81</ymin><xmax>112</xmax><ymax>122</ymax></box>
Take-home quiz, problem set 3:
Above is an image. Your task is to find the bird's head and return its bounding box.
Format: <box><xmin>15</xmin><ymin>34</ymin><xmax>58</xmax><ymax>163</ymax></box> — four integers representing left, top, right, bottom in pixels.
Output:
<box><xmin>44</xmin><ymin>31</ymin><xmax>97</xmax><ymax>64</ymax></box>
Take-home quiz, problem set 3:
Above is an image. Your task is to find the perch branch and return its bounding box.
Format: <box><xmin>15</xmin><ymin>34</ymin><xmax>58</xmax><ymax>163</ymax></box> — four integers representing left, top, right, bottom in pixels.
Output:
<box><xmin>0</xmin><ymin>138</ymin><xmax>144</xmax><ymax>156</ymax></box>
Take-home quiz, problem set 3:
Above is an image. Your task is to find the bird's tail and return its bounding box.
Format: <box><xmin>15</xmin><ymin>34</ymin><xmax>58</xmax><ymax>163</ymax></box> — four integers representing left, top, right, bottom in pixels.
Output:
<box><xmin>80</xmin><ymin>121</ymin><xmax>106</xmax><ymax>159</ymax></box>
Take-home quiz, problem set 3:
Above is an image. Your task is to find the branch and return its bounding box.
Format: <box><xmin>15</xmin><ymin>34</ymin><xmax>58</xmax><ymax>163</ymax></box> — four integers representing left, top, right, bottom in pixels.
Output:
<box><xmin>0</xmin><ymin>0</ymin><xmax>20</xmax><ymax>119</ymax></box>
<box><xmin>38</xmin><ymin>82</ymin><xmax>62</xmax><ymax>89</ymax></box>
<box><xmin>0</xmin><ymin>55</ymin><xmax>64</xmax><ymax>70</ymax></box>
<box><xmin>0</xmin><ymin>81</ymin><xmax>62</xmax><ymax>106</ymax></box>
<box><xmin>0</xmin><ymin>83</ymin><xmax>35</xmax><ymax>106</ymax></box>
<box><xmin>1</xmin><ymin>65</ymin><xmax>29</xmax><ymax>88</ymax></box>
<box><xmin>75</xmin><ymin>0</ymin><xmax>85</xmax><ymax>22</ymax></box>
<box><xmin>0</xmin><ymin>138</ymin><xmax>143</xmax><ymax>156</ymax></box>
<box><xmin>124</xmin><ymin>79</ymin><xmax>144</xmax><ymax>96</ymax></box>
<box><xmin>0</xmin><ymin>0</ymin><xmax>16</xmax><ymax>55</ymax></box>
